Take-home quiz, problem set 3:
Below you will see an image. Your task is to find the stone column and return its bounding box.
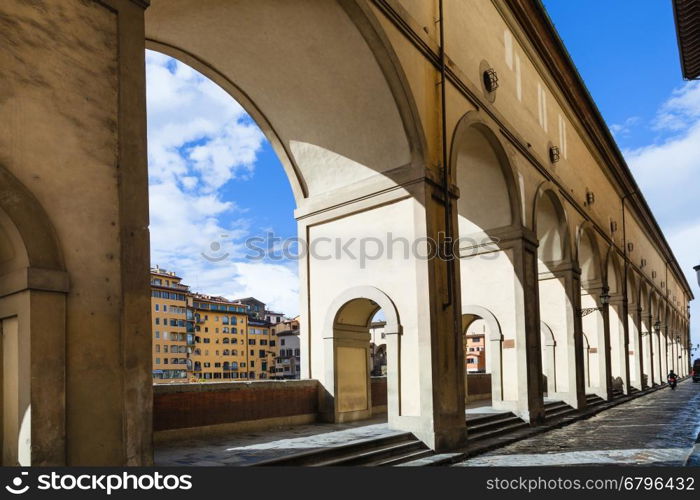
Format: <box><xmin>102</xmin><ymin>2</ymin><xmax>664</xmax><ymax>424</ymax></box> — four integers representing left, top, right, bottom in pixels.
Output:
<box><xmin>627</xmin><ymin>303</ymin><xmax>643</xmax><ymax>390</ymax></box>
<box><xmin>645</xmin><ymin>313</ymin><xmax>656</xmax><ymax>386</ymax></box>
<box><xmin>1</xmin><ymin>0</ymin><xmax>152</xmax><ymax>465</ymax></box>
<box><xmin>655</xmin><ymin>324</ymin><xmax>664</xmax><ymax>384</ymax></box>
<box><xmin>483</xmin><ymin>228</ymin><xmax>544</xmax><ymax>423</ymax></box>
<box><xmin>609</xmin><ymin>294</ymin><xmax>630</xmax><ymax>395</ymax></box>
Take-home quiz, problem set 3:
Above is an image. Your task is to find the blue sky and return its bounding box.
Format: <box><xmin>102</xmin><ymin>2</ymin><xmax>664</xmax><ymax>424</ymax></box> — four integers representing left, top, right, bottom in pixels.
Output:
<box><xmin>544</xmin><ymin>0</ymin><xmax>700</xmax><ymax>349</ymax></box>
<box><xmin>146</xmin><ymin>2</ymin><xmax>700</xmax><ymax>350</ymax></box>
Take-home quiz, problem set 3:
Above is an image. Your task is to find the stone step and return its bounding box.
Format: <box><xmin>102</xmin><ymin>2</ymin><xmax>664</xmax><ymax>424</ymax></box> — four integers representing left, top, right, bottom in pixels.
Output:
<box><xmin>467</xmin><ymin>412</ymin><xmax>522</xmax><ymax>431</ymax></box>
<box><xmin>313</xmin><ymin>439</ymin><xmax>428</xmax><ymax>466</ymax></box>
<box><xmin>254</xmin><ymin>432</ymin><xmax>420</xmax><ymax>466</ymax></box>
<box><xmin>363</xmin><ymin>447</ymin><xmax>435</xmax><ymax>466</ymax></box>
<box><xmin>544</xmin><ymin>401</ymin><xmax>576</xmax><ymax>421</ymax></box>
<box><xmin>467</xmin><ymin>420</ymin><xmax>530</xmax><ymax>442</ymax></box>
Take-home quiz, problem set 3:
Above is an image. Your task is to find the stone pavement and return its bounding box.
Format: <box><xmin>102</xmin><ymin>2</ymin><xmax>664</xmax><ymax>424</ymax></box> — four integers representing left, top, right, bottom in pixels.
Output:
<box><xmin>155</xmin><ymin>416</ymin><xmax>399</xmax><ymax>466</ymax></box>
<box><xmin>456</xmin><ymin>379</ymin><xmax>700</xmax><ymax>466</ymax></box>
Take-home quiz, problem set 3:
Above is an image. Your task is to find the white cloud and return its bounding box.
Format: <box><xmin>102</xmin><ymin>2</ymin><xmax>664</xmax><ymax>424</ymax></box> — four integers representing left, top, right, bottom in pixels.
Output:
<box><xmin>652</xmin><ymin>80</ymin><xmax>700</xmax><ymax>131</ymax></box>
<box><xmin>622</xmin><ymin>81</ymin><xmax>700</xmax><ymax>347</ymax></box>
<box><xmin>146</xmin><ymin>50</ymin><xmax>299</xmax><ymax>315</ymax></box>
<box><xmin>609</xmin><ymin>116</ymin><xmax>640</xmax><ymax>137</ymax></box>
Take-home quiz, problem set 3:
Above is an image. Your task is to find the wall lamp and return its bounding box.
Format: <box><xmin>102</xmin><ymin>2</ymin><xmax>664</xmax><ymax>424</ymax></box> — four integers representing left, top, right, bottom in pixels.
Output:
<box><xmin>641</xmin><ymin>320</ymin><xmax>661</xmax><ymax>337</ymax></box>
<box><xmin>549</xmin><ymin>146</ymin><xmax>561</xmax><ymax>163</ymax></box>
<box><xmin>579</xmin><ymin>289</ymin><xmax>610</xmax><ymax>317</ymax></box>
<box><xmin>483</xmin><ymin>68</ymin><xmax>499</xmax><ymax>92</ymax></box>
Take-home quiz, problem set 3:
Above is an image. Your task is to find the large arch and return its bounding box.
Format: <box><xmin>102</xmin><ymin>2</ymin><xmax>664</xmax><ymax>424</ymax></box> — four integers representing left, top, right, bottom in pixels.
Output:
<box><xmin>451</xmin><ymin>112</ymin><xmax>540</xmax><ymax>420</ymax></box>
<box><xmin>626</xmin><ymin>270</ymin><xmax>643</xmax><ymax>390</ymax></box>
<box><xmin>143</xmin><ymin>0</ymin><xmax>469</xmax><ymax>450</ymax></box>
<box><xmin>540</xmin><ymin>322</ymin><xmax>557</xmax><ymax>397</ymax></box>
<box><xmin>649</xmin><ymin>291</ymin><xmax>662</xmax><ymax>385</ymax></box>
<box><xmin>533</xmin><ymin>184</ymin><xmax>584</xmax><ymax>409</ymax></box>
<box><xmin>145</xmin><ymin>0</ymin><xmax>427</xmax><ymax>207</ymax></box>
<box><xmin>605</xmin><ymin>249</ymin><xmax>628</xmax><ymax>395</ymax></box>
<box><xmin>0</xmin><ymin>165</ymin><xmax>68</xmax><ymax>465</ymax></box>
<box><xmin>576</xmin><ymin>225</ymin><xmax>607</xmax><ymax>399</ymax></box>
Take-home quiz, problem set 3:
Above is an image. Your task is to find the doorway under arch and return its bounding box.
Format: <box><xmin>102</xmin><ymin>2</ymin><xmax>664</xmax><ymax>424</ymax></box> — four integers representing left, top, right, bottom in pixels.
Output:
<box><xmin>0</xmin><ymin>166</ymin><xmax>68</xmax><ymax>465</ymax></box>
<box><xmin>321</xmin><ymin>286</ymin><xmax>401</xmax><ymax>424</ymax></box>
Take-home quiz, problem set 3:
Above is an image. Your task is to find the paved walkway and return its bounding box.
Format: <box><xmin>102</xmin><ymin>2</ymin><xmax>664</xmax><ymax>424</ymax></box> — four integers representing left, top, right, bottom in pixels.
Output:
<box><xmin>155</xmin><ymin>416</ymin><xmax>398</xmax><ymax>466</ymax></box>
<box><xmin>456</xmin><ymin>379</ymin><xmax>700</xmax><ymax>466</ymax></box>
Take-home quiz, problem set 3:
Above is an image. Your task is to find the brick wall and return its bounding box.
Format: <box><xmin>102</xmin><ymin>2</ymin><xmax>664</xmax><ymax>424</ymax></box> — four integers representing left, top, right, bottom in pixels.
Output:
<box><xmin>153</xmin><ymin>380</ymin><xmax>319</xmax><ymax>431</ymax></box>
<box><xmin>466</xmin><ymin>373</ymin><xmax>492</xmax><ymax>402</ymax></box>
<box><xmin>371</xmin><ymin>376</ymin><xmax>387</xmax><ymax>407</ymax></box>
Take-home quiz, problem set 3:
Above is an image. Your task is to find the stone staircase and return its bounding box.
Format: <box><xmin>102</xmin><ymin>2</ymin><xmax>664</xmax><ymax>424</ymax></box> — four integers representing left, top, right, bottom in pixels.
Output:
<box><xmin>255</xmin><ymin>394</ymin><xmax>616</xmax><ymax>466</ymax></box>
<box><xmin>254</xmin><ymin>432</ymin><xmax>433</xmax><ymax>466</ymax></box>
<box><xmin>465</xmin><ymin>411</ymin><xmax>529</xmax><ymax>442</ymax></box>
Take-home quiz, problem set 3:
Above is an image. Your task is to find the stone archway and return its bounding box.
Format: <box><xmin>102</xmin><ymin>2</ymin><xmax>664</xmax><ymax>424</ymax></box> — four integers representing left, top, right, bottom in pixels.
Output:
<box><xmin>462</xmin><ymin>305</ymin><xmax>502</xmax><ymax>406</ymax></box>
<box><xmin>452</xmin><ymin>112</ymin><xmax>543</xmax><ymax>422</ymax></box>
<box><xmin>534</xmin><ymin>184</ymin><xmax>585</xmax><ymax>409</ymax></box>
<box><xmin>0</xmin><ymin>165</ymin><xmax>68</xmax><ymax>465</ymax></box>
<box><xmin>541</xmin><ymin>322</ymin><xmax>557</xmax><ymax>397</ymax></box>
<box><xmin>321</xmin><ymin>286</ymin><xmax>401</xmax><ymax>424</ymax></box>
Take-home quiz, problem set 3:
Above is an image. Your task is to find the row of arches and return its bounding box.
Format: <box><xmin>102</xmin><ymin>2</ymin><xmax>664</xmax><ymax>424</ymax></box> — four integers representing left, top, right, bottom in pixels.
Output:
<box><xmin>322</xmin><ymin>112</ymin><xmax>690</xmax><ymax>433</ymax></box>
<box><xmin>0</xmin><ymin>0</ymin><xmax>692</xmax><ymax>463</ymax></box>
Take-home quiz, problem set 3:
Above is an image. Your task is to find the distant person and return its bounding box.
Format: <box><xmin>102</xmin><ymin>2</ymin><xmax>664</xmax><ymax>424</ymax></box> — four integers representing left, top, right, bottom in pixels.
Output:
<box><xmin>667</xmin><ymin>370</ymin><xmax>678</xmax><ymax>390</ymax></box>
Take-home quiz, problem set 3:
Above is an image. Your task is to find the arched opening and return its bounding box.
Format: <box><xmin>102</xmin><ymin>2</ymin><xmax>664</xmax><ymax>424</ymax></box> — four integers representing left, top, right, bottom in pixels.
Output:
<box><xmin>606</xmin><ymin>253</ymin><xmax>626</xmax><ymax>395</ymax></box>
<box><xmin>452</xmin><ymin>116</ymin><xmax>525</xmax><ymax>415</ymax></box>
<box><xmin>626</xmin><ymin>272</ymin><xmax>643</xmax><ymax>390</ymax></box>
<box><xmin>0</xmin><ymin>167</ymin><xmax>67</xmax><ymax>465</ymax></box>
<box><xmin>322</xmin><ymin>287</ymin><xmax>401</xmax><ymax>424</ymax></box>
<box><xmin>582</xmin><ymin>331</ymin><xmax>591</xmax><ymax>390</ymax></box>
<box><xmin>535</xmin><ymin>187</ymin><xmax>582</xmax><ymax>408</ymax></box>
<box><xmin>142</xmin><ymin>0</ymin><xmax>444</xmax><ymax>447</ymax></box>
<box><xmin>658</xmin><ymin>303</ymin><xmax>669</xmax><ymax>383</ymax></box>
<box><xmin>461</xmin><ymin>309</ymin><xmax>500</xmax><ymax>408</ymax></box>
<box><xmin>0</xmin><ymin>212</ymin><xmax>31</xmax><ymax>466</ymax></box>
<box><xmin>649</xmin><ymin>293</ymin><xmax>661</xmax><ymax>385</ymax></box>
<box><xmin>639</xmin><ymin>283</ymin><xmax>652</xmax><ymax>387</ymax></box>
<box><xmin>577</xmin><ymin>227</ymin><xmax>606</xmax><ymax>398</ymax></box>
<box><xmin>541</xmin><ymin>322</ymin><xmax>557</xmax><ymax>397</ymax></box>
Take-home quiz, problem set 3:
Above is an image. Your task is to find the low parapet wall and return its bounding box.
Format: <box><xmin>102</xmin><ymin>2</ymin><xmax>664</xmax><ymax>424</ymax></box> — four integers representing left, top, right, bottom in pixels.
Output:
<box><xmin>466</xmin><ymin>373</ymin><xmax>492</xmax><ymax>403</ymax></box>
<box><xmin>154</xmin><ymin>377</ymin><xmax>389</xmax><ymax>441</ymax></box>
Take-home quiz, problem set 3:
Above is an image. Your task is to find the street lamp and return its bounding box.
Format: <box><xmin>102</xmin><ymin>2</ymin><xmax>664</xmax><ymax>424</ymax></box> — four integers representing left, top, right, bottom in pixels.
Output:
<box><xmin>642</xmin><ymin>319</ymin><xmax>661</xmax><ymax>337</ymax></box>
<box><xmin>694</xmin><ymin>264</ymin><xmax>700</xmax><ymax>287</ymax></box>
<box><xmin>579</xmin><ymin>289</ymin><xmax>610</xmax><ymax>317</ymax></box>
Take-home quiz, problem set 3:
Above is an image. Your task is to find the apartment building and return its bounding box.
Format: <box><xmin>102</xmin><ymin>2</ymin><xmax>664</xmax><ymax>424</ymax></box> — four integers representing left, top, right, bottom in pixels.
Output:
<box><xmin>191</xmin><ymin>294</ymin><xmax>249</xmax><ymax>381</ymax></box>
<box><xmin>150</xmin><ymin>267</ymin><xmax>193</xmax><ymax>383</ymax></box>
<box><xmin>272</xmin><ymin>317</ymin><xmax>300</xmax><ymax>379</ymax></box>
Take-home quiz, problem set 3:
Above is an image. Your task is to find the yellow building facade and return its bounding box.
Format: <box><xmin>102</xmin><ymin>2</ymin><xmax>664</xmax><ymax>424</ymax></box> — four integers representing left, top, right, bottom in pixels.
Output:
<box><xmin>192</xmin><ymin>298</ymin><xmax>279</xmax><ymax>380</ymax></box>
<box><xmin>150</xmin><ymin>268</ymin><xmax>192</xmax><ymax>383</ymax></box>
